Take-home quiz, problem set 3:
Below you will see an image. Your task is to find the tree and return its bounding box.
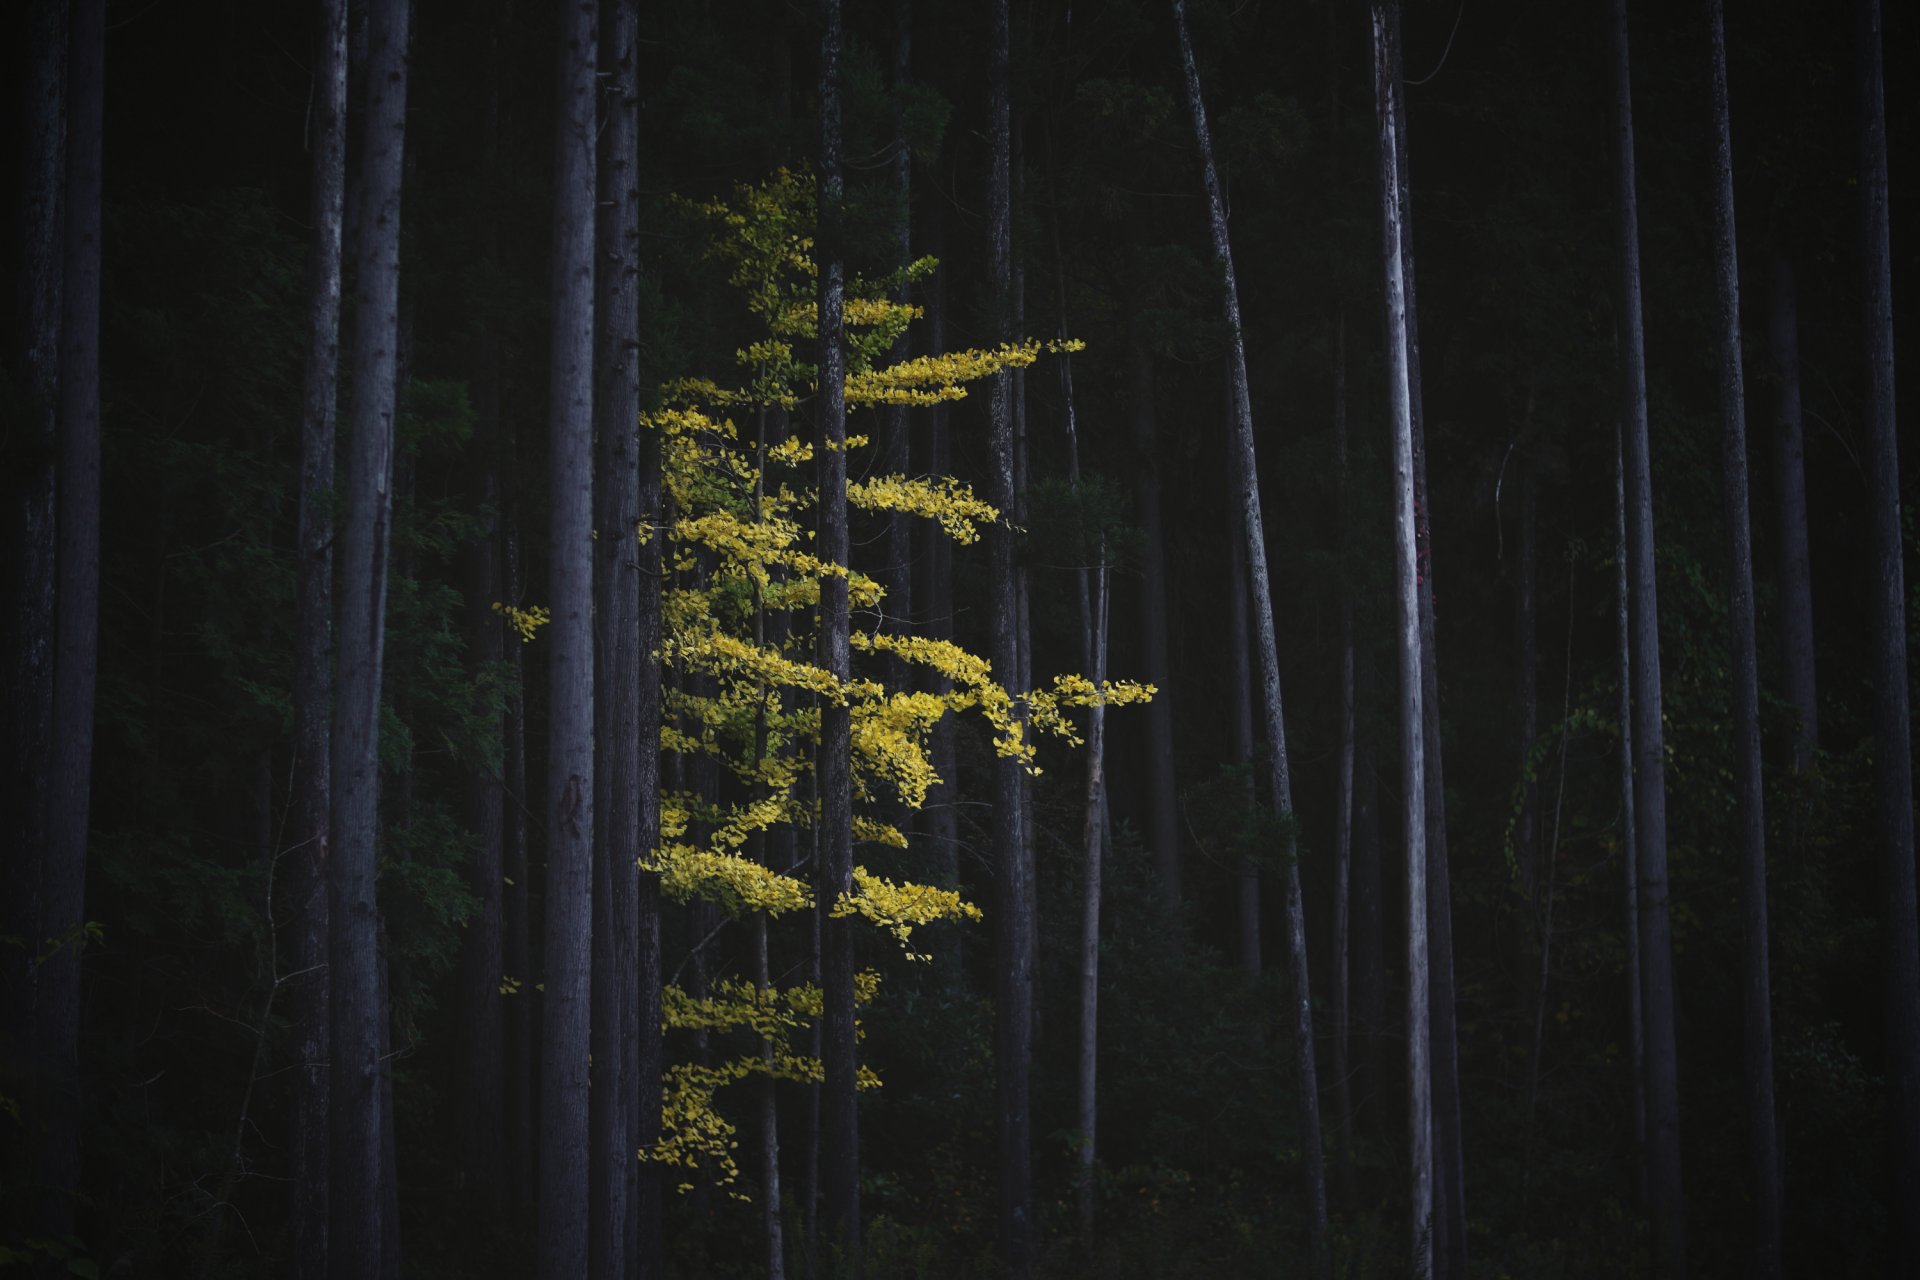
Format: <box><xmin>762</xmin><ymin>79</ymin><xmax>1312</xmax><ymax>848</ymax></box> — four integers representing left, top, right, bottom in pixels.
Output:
<box><xmin>1172</xmin><ymin>2</ymin><xmax>1331</xmax><ymax>1273</ymax></box>
<box><xmin>329</xmin><ymin>0</ymin><xmax>411</xmax><ymax>1272</ymax></box>
<box><xmin>1606</xmin><ymin>0</ymin><xmax>1687</xmax><ymax>1271</ymax></box>
<box><xmin>538</xmin><ymin>0</ymin><xmax>597</xmax><ymax>1275</ymax></box>
<box><xmin>292</xmin><ymin>1</ymin><xmax>349</xmax><ymax>1271</ymax></box>
<box><xmin>1857</xmin><ymin>1</ymin><xmax>1920</xmax><ymax>1270</ymax></box>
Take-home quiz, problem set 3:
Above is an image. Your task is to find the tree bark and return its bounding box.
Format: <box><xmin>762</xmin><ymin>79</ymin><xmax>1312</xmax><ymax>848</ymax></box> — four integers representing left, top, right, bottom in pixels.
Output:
<box><xmin>590</xmin><ymin>2</ymin><xmax>640</xmax><ymax>1274</ymax></box>
<box><xmin>1766</xmin><ymin>255</ymin><xmax>1817</xmax><ymax>773</ymax></box>
<box><xmin>1857</xmin><ymin>2</ymin><xmax>1920</xmax><ymax>1270</ymax></box>
<box><xmin>538</xmin><ymin>2</ymin><xmax>597</xmax><ymax>1276</ymax></box>
<box><xmin>989</xmin><ymin>3</ymin><xmax>1034</xmax><ymax>1275</ymax></box>
<box><xmin>1226</xmin><ymin>421</ymin><xmax>1260</xmax><ymax>980</ymax></box>
<box><xmin>1615</xmin><ymin>427</ymin><xmax>1647</xmax><ymax>1204</ymax></box>
<box><xmin>1369</xmin><ymin>5</ymin><xmax>1431</xmax><ymax>1271</ymax></box>
<box><xmin>817</xmin><ymin>0</ymin><xmax>861</xmax><ymax>1269</ymax></box>
<box><xmin>327</xmin><ymin>0</ymin><xmax>409</xmax><ymax>1271</ymax></box>
<box><xmin>1607</xmin><ymin>2</ymin><xmax>1687</xmax><ymax>1271</ymax></box>
<box><xmin>1705</xmin><ymin>6</ymin><xmax>1782</xmax><ymax>1270</ymax></box>
<box><xmin>1075</xmin><ymin>551</ymin><xmax>1110</xmax><ymax>1241</ymax></box>
<box><xmin>1173</xmin><ymin>4</ymin><xmax>1330</xmax><ymax>1273</ymax></box>
<box><xmin>635</xmin><ymin>377</ymin><xmax>667</xmax><ymax>1280</ymax></box>
<box><xmin>882</xmin><ymin>0</ymin><xmax>913</xmax><ymax>683</ymax></box>
<box><xmin>293</xmin><ymin>2</ymin><xmax>348</xmax><ymax>1269</ymax></box>
<box><xmin>1330</xmin><ymin>310</ymin><xmax>1354</xmax><ymax>1192</ymax></box>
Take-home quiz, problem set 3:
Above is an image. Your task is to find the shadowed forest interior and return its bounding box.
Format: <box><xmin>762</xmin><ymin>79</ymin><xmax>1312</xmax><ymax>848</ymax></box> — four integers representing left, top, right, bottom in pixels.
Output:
<box><xmin>4</xmin><ymin>0</ymin><xmax>1918</xmax><ymax>1276</ymax></box>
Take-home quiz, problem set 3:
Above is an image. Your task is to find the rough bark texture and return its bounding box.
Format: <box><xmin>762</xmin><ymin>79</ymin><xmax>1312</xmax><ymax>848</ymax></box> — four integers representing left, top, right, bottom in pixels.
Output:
<box><xmin>293</xmin><ymin>2</ymin><xmax>348</xmax><ymax>1269</ymax></box>
<box><xmin>538</xmin><ymin>4</ymin><xmax>597</xmax><ymax>1277</ymax></box>
<box><xmin>817</xmin><ymin>1</ymin><xmax>862</xmax><ymax>1269</ymax></box>
<box><xmin>1370</xmin><ymin>6</ymin><xmax>1431</xmax><ymax>1271</ymax></box>
<box><xmin>1765</xmin><ymin>255</ymin><xmax>1817</xmax><ymax>772</ymax></box>
<box><xmin>1705</xmin><ymin>6</ymin><xmax>1782</xmax><ymax>1270</ymax></box>
<box><xmin>590</xmin><ymin>3</ymin><xmax>641</xmax><ymax>1274</ymax></box>
<box><xmin>1173</xmin><ymin>4</ymin><xmax>1330</xmax><ymax>1273</ymax></box>
<box><xmin>328</xmin><ymin>1</ymin><xmax>410</xmax><ymax>1271</ymax></box>
<box><xmin>1857</xmin><ymin>2</ymin><xmax>1920</xmax><ymax>1270</ymax></box>
<box><xmin>1607</xmin><ymin>1</ymin><xmax>1687</xmax><ymax>1271</ymax></box>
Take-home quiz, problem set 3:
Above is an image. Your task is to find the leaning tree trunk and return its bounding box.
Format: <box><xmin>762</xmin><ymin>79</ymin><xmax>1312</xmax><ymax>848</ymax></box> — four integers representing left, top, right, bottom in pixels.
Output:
<box><xmin>292</xmin><ymin>1</ymin><xmax>348</xmax><ymax>1270</ymax></box>
<box><xmin>1765</xmin><ymin>255</ymin><xmax>1817</xmax><ymax>773</ymax></box>
<box><xmin>328</xmin><ymin>1</ymin><xmax>410</xmax><ymax>1273</ymax></box>
<box><xmin>816</xmin><ymin>0</ymin><xmax>862</xmax><ymax>1269</ymax></box>
<box><xmin>1369</xmin><ymin>5</ymin><xmax>1431</xmax><ymax>1272</ymax></box>
<box><xmin>590</xmin><ymin>2</ymin><xmax>640</xmax><ymax>1275</ymax></box>
<box><xmin>538</xmin><ymin>1</ymin><xmax>597</xmax><ymax>1276</ymax></box>
<box><xmin>1172</xmin><ymin>4</ymin><xmax>1331</xmax><ymax>1274</ymax></box>
<box><xmin>1705</xmin><ymin>5</ymin><xmax>1782</xmax><ymax>1271</ymax></box>
<box><xmin>1607</xmin><ymin>1</ymin><xmax>1687</xmax><ymax>1272</ymax></box>
<box><xmin>1857</xmin><ymin>3</ymin><xmax>1920</xmax><ymax>1271</ymax></box>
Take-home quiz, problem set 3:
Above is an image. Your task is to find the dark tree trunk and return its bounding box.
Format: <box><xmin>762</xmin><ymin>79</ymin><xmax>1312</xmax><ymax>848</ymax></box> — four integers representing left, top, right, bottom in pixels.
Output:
<box><xmin>2</xmin><ymin>0</ymin><xmax>64</xmax><ymax>1242</ymax></box>
<box><xmin>1705</xmin><ymin>5</ymin><xmax>1782</xmax><ymax>1270</ymax></box>
<box><xmin>1330</xmin><ymin>310</ymin><xmax>1354</xmax><ymax>1192</ymax></box>
<box><xmin>1615</xmin><ymin>428</ymin><xmax>1647</xmax><ymax>1203</ymax></box>
<box><xmin>293</xmin><ymin>1</ymin><xmax>348</xmax><ymax>1269</ymax></box>
<box><xmin>538</xmin><ymin>2</ymin><xmax>597</xmax><ymax>1276</ymax></box>
<box><xmin>1858</xmin><ymin>2</ymin><xmax>1920</xmax><ymax>1269</ymax></box>
<box><xmin>1226</xmin><ymin>423</ymin><xmax>1260</xmax><ymax>980</ymax></box>
<box><xmin>1173</xmin><ymin>4</ymin><xmax>1330</xmax><ymax>1273</ymax></box>
<box><xmin>1127</xmin><ymin>304</ymin><xmax>1181</xmax><ymax>914</ymax></box>
<box><xmin>1766</xmin><ymin>255</ymin><xmax>1817</xmax><ymax>772</ymax></box>
<box><xmin>503</xmin><ymin>479</ymin><xmax>537</xmax><ymax>1226</ymax></box>
<box><xmin>590</xmin><ymin>3</ymin><xmax>640</xmax><ymax>1275</ymax></box>
<box><xmin>882</xmin><ymin>0</ymin><xmax>913</xmax><ymax>683</ymax></box>
<box><xmin>1075</xmin><ymin>552</ymin><xmax>1111</xmax><ymax>1241</ymax></box>
<box><xmin>1370</xmin><ymin>5</ymin><xmax>1431</xmax><ymax>1271</ymax></box>
<box><xmin>1607</xmin><ymin>1</ymin><xmax>1687</xmax><ymax>1271</ymax></box>
<box><xmin>328</xmin><ymin>0</ymin><xmax>410</xmax><ymax>1272</ymax></box>
<box><xmin>634</xmin><ymin>346</ymin><xmax>667</xmax><ymax>1280</ymax></box>
<box><xmin>817</xmin><ymin>0</ymin><xmax>861</xmax><ymax>1269</ymax></box>
<box><xmin>989</xmin><ymin>3</ymin><xmax>1033</xmax><ymax>1275</ymax></box>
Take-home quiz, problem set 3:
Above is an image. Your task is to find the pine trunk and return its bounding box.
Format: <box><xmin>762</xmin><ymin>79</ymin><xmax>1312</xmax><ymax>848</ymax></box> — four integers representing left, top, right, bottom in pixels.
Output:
<box><xmin>1173</xmin><ymin>4</ymin><xmax>1330</xmax><ymax>1273</ymax></box>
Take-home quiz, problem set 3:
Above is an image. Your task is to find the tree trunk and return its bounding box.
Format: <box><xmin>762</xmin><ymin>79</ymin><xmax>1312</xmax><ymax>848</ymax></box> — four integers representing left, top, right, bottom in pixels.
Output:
<box><xmin>1075</xmin><ymin>551</ymin><xmax>1111</xmax><ymax>1241</ymax></box>
<box><xmin>1607</xmin><ymin>2</ymin><xmax>1687</xmax><ymax>1271</ymax></box>
<box><xmin>503</xmin><ymin>477</ymin><xmax>537</xmax><ymax>1226</ymax></box>
<box><xmin>882</xmin><ymin>0</ymin><xmax>913</xmax><ymax>686</ymax></box>
<box><xmin>590</xmin><ymin>3</ymin><xmax>640</xmax><ymax>1274</ymax></box>
<box><xmin>1705</xmin><ymin>6</ymin><xmax>1783</xmax><ymax>1270</ymax></box>
<box><xmin>538</xmin><ymin>1</ymin><xmax>597</xmax><ymax>1275</ymax></box>
<box><xmin>1857</xmin><ymin>2</ymin><xmax>1920</xmax><ymax>1270</ymax></box>
<box><xmin>635</xmin><ymin>384</ymin><xmax>667</xmax><ymax>1280</ymax></box>
<box><xmin>1369</xmin><ymin>5</ymin><xmax>1431</xmax><ymax>1271</ymax></box>
<box><xmin>1128</xmin><ymin>300</ymin><xmax>1182</xmax><ymax>914</ymax></box>
<box><xmin>1173</xmin><ymin>5</ymin><xmax>1330</xmax><ymax>1273</ymax></box>
<box><xmin>1330</xmin><ymin>310</ymin><xmax>1354</xmax><ymax>1193</ymax></box>
<box><xmin>919</xmin><ymin>195</ymin><xmax>962</xmax><ymax>985</ymax></box>
<box><xmin>1226</xmin><ymin>422</ymin><xmax>1260</xmax><ymax>980</ymax></box>
<box><xmin>817</xmin><ymin>0</ymin><xmax>861</xmax><ymax>1268</ymax></box>
<box><xmin>1766</xmin><ymin>255</ymin><xmax>1817</xmax><ymax>772</ymax></box>
<box><xmin>1615</xmin><ymin>428</ymin><xmax>1647</xmax><ymax>1204</ymax></box>
<box><xmin>328</xmin><ymin>0</ymin><xmax>410</xmax><ymax>1271</ymax></box>
<box><xmin>989</xmin><ymin>4</ymin><xmax>1034</xmax><ymax>1275</ymax></box>
<box><xmin>292</xmin><ymin>2</ymin><xmax>348</xmax><ymax>1271</ymax></box>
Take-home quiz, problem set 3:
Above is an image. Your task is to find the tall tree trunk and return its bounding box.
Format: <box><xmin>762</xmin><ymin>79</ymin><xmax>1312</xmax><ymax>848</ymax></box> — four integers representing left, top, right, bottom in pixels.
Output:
<box><xmin>503</xmin><ymin>478</ymin><xmax>537</xmax><ymax>1227</ymax></box>
<box><xmin>292</xmin><ymin>2</ymin><xmax>348</xmax><ymax>1271</ymax></box>
<box><xmin>1075</xmin><ymin>551</ymin><xmax>1111</xmax><ymax>1241</ymax></box>
<box><xmin>590</xmin><ymin>3</ymin><xmax>641</xmax><ymax>1274</ymax></box>
<box><xmin>328</xmin><ymin>0</ymin><xmax>409</xmax><ymax>1271</ymax></box>
<box><xmin>1330</xmin><ymin>310</ymin><xmax>1354</xmax><ymax>1193</ymax></box>
<box><xmin>1173</xmin><ymin>5</ymin><xmax>1330</xmax><ymax>1273</ymax></box>
<box><xmin>1127</xmin><ymin>299</ymin><xmax>1181</xmax><ymax>914</ymax></box>
<box><xmin>816</xmin><ymin>0</ymin><xmax>861</xmax><ymax>1269</ymax></box>
<box><xmin>2</xmin><ymin>0</ymin><xmax>64</xmax><ymax>1244</ymax></box>
<box><xmin>882</xmin><ymin>0</ymin><xmax>913</xmax><ymax>683</ymax></box>
<box><xmin>1857</xmin><ymin>1</ymin><xmax>1920</xmax><ymax>1269</ymax></box>
<box><xmin>989</xmin><ymin>3</ymin><xmax>1034</xmax><ymax>1275</ymax></box>
<box><xmin>1369</xmin><ymin>5</ymin><xmax>1430</xmax><ymax>1271</ymax></box>
<box><xmin>1766</xmin><ymin>255</ymin><xmax>1817</xmax><ymax>773</ymax></box>
<box><xmin>1705</xmin><ymin>5</ymin><xmax>1782</xmax><ymax>1270</ymax></box>
<box><xmin>1615</xmin><ymin>428</ymin><xmax>1647</xmax><ymax>1204</ymax></box>
<box><xmin>41</xmin><ymin>0</ymin><xmax>102</xmax><ymax>1246</ymax></box>
<box><xmin>634</xmin><ymin>331</ymin><xmax>667</xmax><ymax>1280</ymax></box>
<box><xmin>1226</xmin><ymin>424</ymin><xmax>1260</xmax><ymax>980</ymax></box>
<box><xmin>539</xmin><ymin>2</ymin><xmax>597</xmax><ymax>1275</ymax></box>
<box><xmin>1607</xmin><ymin>2</ymin><xmax>1687</xmax><ymax>1271</ymax></box>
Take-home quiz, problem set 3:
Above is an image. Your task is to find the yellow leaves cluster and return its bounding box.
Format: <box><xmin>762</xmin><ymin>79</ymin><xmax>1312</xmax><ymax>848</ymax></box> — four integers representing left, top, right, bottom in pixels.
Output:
<box><xmin>833</xmin><ymin>868</ymin><xmax>983</xmax><ymax>960</ymax></box>
<box><xmin>847</xmin><ymin>474</ymin><xmax>998</xmax><ymax>544</ymax></box>
<box><xmin>490</xmin><ymin>601</ymin><xmax>550</xmax><ymax>644</ymax></box>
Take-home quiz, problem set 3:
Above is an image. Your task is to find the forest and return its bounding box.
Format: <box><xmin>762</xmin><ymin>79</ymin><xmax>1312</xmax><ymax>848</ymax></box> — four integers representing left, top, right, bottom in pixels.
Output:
<box><xmin>3</xmin><ymin>0</ymin><xmax>1918</xmax><ymax>1275</ymax></box>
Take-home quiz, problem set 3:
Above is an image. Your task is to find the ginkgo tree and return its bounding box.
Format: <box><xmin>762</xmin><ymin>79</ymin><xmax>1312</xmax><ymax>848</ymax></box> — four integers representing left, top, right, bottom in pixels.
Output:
<box><xmin>621</xmin><ymin>171</ymin><xmax>1151</xmax><ymax>1198</ymax></box>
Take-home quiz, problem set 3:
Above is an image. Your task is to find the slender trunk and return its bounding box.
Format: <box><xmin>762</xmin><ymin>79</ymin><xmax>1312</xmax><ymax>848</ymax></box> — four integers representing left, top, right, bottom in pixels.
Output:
<box><xmin>292</xmin><ymin>1</ymin><xmax>348</xmax><ymax>1270</ymax></box>
<box><xmin>538</xmin><ymin>2</ymin><xmax>597</xmax><ymax>1275</ymax></box>
<box><xmin>634</xmin><ymin>365</ymin><xmax>667</xmax><ymax>1280</ymax></box>
<box><xmin>1858</xmin><ymin>2</ymin><xmax>1920</xmax><ymax>1268</ymax></box>
<box><xmin>1615</xmin><ymin>428</ymin><xmax>1648</xmax><ymax>1203</ymax></box>
<box><xmin>590</xmin><ymin>3</ymin><xmax>640</xmax><ymax>1273</ymax></box>
<box><xmin>882</xmin><ymin>0</ymin><xmax>913</xmax><ymax>685</ymax></box>
<box><xmin>1173</xmin><ymin>5</ymin><xmax>1329</xmax><ymax>1273</ymax></box>
<box><xmin>1353</xmin><ymin>665</ymin><xmax>1385</xmax><ymax>1139</ymax></box>
<box><xmin>1226</xmin><ymin>429</ymin><xmax>1260</xmax><ymax>980</ymax></box>
<box><xmin>1128</xmin><ymin>301</ymin><xmax>1181</xmax><ymax>913</ymax></box>
<box><xmin>1608</xmin><ymin>2</ymin><xmax>1687</xmax><ymax>1271</ymax></box>
<box><xmin>1075</xmin><ymin>551</ymin><xmax>1111</xmax><ymax>1241</ymax></box>
<box><xmin>1330</xmin><ymin>310</ymin><xmax>1354</xmax><ymax>1193</ymax></box>
<box><xmin>817</xmin><ymin>2</ymin><xmax>861</xmax><ymax>1268</ymax></box>
<box><xmin>1766</xmin><ymin>255</ymin><xmax>1817</xmax><ymax>772</ymax></box>
<box><xmin>919</xmin><ymin>198</ymin><xmax>962</xmax><ymax>985</ymax></box>
<box><xmin>1045</xmin><ymin>115</ymin><xmax>1094</xmax><ymax>675</ymax></box>
<box><xmin>1369</xmin><ymin>5</ymin><xmax>1430</xmax><ymax>1271</ymax></box>
<box><xmin>989</xmin><ymin>4</ymin><xmax>1034</xmax><ymax>1274</ymax></box>
<box><xmin>1706</xmin><ymin>6</ymin><xmax>1783</xmax><ymax>1270</ymax></box>
<box><xmin>328</xmin><ymin>0</ymin><xmax>410</xmax><ymax>1271</ymax></box>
